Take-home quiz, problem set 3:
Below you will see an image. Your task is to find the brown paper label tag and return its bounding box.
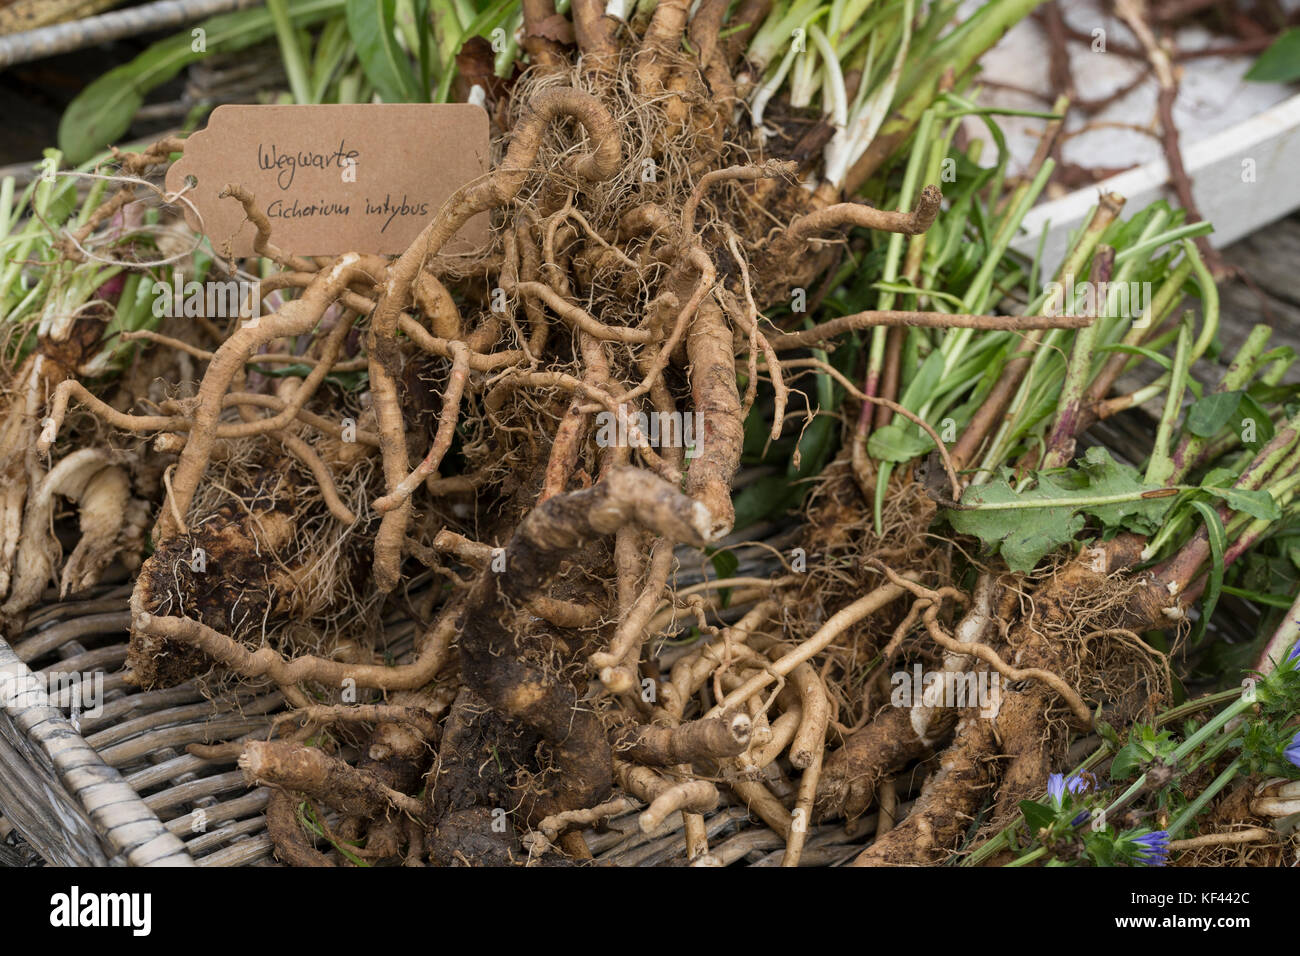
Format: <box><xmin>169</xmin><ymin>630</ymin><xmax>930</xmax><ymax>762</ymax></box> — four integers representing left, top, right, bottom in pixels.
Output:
<box><xmin>165</xmin><ymin>103</ymin><xmax>490</xmax><ymax>258</ymax></box>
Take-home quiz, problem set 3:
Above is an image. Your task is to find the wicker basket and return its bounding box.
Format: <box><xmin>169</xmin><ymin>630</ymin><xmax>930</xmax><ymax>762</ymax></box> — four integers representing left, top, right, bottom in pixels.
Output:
<box><xmin>0</xmin><ymin>582</ymin><xmax>281</xmax><ymax>866</ymax></box>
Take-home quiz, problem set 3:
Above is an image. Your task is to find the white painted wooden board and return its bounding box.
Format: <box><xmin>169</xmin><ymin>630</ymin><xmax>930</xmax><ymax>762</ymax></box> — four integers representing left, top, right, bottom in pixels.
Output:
<box><xmin>959</xmin><ymin>0</ymin><xmax>1300</xmax><ymax>272</ymax></box>
<box><xmin>1011</xmin><ymin>92</ymin><xmax>1300</xmax><ymax>270</ymax></box>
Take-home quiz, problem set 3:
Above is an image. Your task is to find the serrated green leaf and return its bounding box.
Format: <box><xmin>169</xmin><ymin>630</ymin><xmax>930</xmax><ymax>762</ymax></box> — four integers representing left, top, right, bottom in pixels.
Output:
<box><xmin>946</xmin><ymin>448</ymin><xmax>1175</xmax><ymax>572</ymax></box>
<box><xmin>1075</xmin><ymin>446</ymin><xmax>1174</xmax><ymax>534</ymax></box>
<box><xmin>948</xmin><ymin>473</ymin><xmax>1086</xmax><ymax>572</ymax></box>
<box><xmin>1186</xmin><ymin>390</ymin><xmax>1242</xmax><ymax>438</ymax></box>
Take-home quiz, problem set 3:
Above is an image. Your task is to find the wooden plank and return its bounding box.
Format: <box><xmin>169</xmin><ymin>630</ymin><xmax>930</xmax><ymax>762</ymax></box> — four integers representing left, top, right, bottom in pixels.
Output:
<box><xmin>1013</xmin><ymin>94</ymin><xmax>1300</xmax><ymax>274</ymax></box>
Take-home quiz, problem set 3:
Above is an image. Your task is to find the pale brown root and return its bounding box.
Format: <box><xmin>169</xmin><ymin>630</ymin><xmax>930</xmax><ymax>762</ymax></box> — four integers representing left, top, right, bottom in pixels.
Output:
<box><xmin>527</xmin><ymin>796</ymin><xmax>640</xmax><ymax>854</ymax></box>
<box><xmin>767</xmin><ymin>311</ymin><xmax>1092</xmax><ymax>351</ymax></box>
<box><xmin>272</xmin><ymin>704</ymin><xmax>439</xmax><ymax>740</ymax></box>
<box><xmin>44</xmin><ymin>382</ymin><xmax>379</xmax><ymax>453</ymax></box>
<box><xmin>521</xmin><ymin>0</ymin><xmax>569</xmax><ymax>69</ymax></box>
<box><xmin>1168</xmin><ymin>828</ymin><xmax>1271</xmax><ymax>852</ymax></box>
<box><xmin>590</xmin><ymin>541</ymin><xmax>675</xmax><ymax>691</ymax></box>
<box><xmin>217</xmin><ymin>183</ymin><xmax>318</xmax><ymax>272</ymax></box>
<box><xmin>601</xmin><ymin>248</ymin><xmax>715</xmax><ymax>410</ymax></box>
<box><xmin>729</xmin><ymin>776</ymin><xmax>793</xmax><ymax>835</ymax></box>
<box><xmin>904</xmin><ymin>574</ymin><xmax>997</xmax><ymax>742</ymax></box>
<box><xmin>815</xmin><ymin>708</ymin><xmax>931</xmax><ymax>820</ymax></box>
<box><xmin>723</xmin><ymin>237</ymin><xmax>787</xmax><ymax>439</ymax></box>
<box><xmin>685</xmin><ymin>292</ymin><xmax>744</xmax><ymax>538</ymax></box>
<box><xmin>570</xmin><ymin>0</ymin><xmax>619</xmax><ymax>69</ymax></box>
<box><xmin>638</xmin><ymin>0</ymin><xmax>691</xmax><ymax>90</ymax></box>
<box><xmin>741</xmin><ymin>705</ymin><xmax>801</xmax><ymax>772</ymax></box>
<box><xmin>681</xmin><ymin>160</ymin><xmax>796</xmax><ymax>236</ymax></box>
<box><xmin>876</xmin><ymin>779</ymin><xmax>899</xmax><ymax>837</ymax></box>
<box><xmin>657</xmin><ymin>604</ymin><xmax>774</xmax><ymax>722</ymax></box>
<box><xmin>240</xmin><ymin>740</ymin><xmax>425</xmax><ymax>818</ymax></box>
<box><xmin>786</xmin><ymin>659</ymin><xmax>830</xmax><ymax>770</ymax></box>
<box><xmin>119</xmin><ymin>330</ymin><xmax>369</xmax><ymax>372</ymax></box>
<box><xmin>275</xmin><ymin>430</ymin><xmax>356</xmax><ymax>524</ymax></box>
<box><xmin>711</xmin><ymin>583</ymin><xmax>908</xmax><ymax>716</ymax></box>
<box><xmin>851</xmin><ymin>715</ymin><xmax>997</xmax><ymax>866</ymax></box>
<box><xmin>414</xmin><ymin>269</ymin><xmax>463</xmax><ymax>339</ymax></box>
<box><xmin>266</xmin><ymin>789</ymin><xmax>335</xmax><ymax>867</ymax></box>
<box><xmin>514</xmin><ymin>280</ymin><xmax>656</xmax><ymax>343</ymax></box>
<box><xmin>158</xmin><ymin>255</ymin><xmax>385</xmax><ymax>541</ymax></box>
<box><xmin>374</xmin><ymin>341</ymin><xmax>471</xmax><ymax>513</ymax></box>
<box><xmin>131</xmin><ymin>601</ymin><xmax>456</xmax><ymax>702</ymax></box>
<box><xmin>3</xmin><ymin>450</ymin><xmax>128</xmax><ymax>615</ymax></box>
<box><xmin>368</xmin><ymin>87</ymin><xmax>621</xmax><ymax>593</ymax></box>
<box><xmin>616</xmin><ymin>711</ymin><xmax>753</xmax><ymax>765</ymax></box>
<box><xmin>781</xmin><ymin>743</ymin><xmax>823</xmax><ymax>867</ymax></box>
<box><xmin>60</xmin><ymin>463</ymin><xmax>133</xmax><ymax>598</ymax></box>
<box><xmin>223</xmin><ymin>393</ymin><xmax>381</xmax><ymax>446</ymax></box>
<box><xmin>614</xmin><ymin>760</ymin><xmax>719</xmax><ymax>833</ymax></box>
<box><xmin>538</xmin><ymin>401</ymin><xmax>589</xmax><ymax>502</ymax></box>
<box><xmin>922</xmin><ymin>605</ymin><xmax>1092</xmax><ymax>726</ymax></box>
<box><xmin>688</xmin><ymin>0</ymin><xmax>735</xmax><ymax>113</ymax></box>
<box><xmin>396</xmin><ymin>314</ymin><xmax>524</xmax><ymax>369</ymax></box>
<box><xmin>783</xmin><ymin>184</ymin><xmax>943</xmax><ymax>246</ymax></box>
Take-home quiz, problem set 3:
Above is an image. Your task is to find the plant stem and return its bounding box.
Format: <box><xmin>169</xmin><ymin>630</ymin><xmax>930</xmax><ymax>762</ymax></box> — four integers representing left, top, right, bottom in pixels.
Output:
<box><xmin>1166</xmin><ymin>756</ymin><xmax>1244</xmax><ymax>838</ymax></box>
<box><xmin>1145</xmin><ymin>316</ymin><xmax>1192</xmax><ymax>485</ymax></box>
<box><xmin>267</xmin><ymin>0</ymin><xmax>314</xmax><ymax>105</ymax></box>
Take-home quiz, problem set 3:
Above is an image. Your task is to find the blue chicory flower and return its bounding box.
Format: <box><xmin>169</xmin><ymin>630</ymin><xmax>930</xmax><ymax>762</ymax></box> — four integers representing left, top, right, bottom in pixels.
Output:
<box><xmin>1285</xmin><ymin>731</ymin><xmax>1300</xmax><ymax>770</ymax></box>
<box><xmin>1132</xmin><ymin>831</ymin><xmax>1170</xmax><ymax>867</ymax></box>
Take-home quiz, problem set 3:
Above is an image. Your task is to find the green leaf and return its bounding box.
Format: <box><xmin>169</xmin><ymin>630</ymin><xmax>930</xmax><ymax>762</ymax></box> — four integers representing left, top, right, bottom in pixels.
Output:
<box><xmin>346</xmin><ymin>0</ymin><xmax>421</xmax><ymax>102</ymax></box>
<box><xmin>1186</xmin><ymin>390</ymin><xmax>1242</xmax><ymax>438</ymax></box>
<box><xmin>59</xmin><ymin>0</ymin><xmax>345</xmax><ymax>164</ymax></box>
<box><xmin>946</xmin><ymin>448</ymin><xmax>1175</xmax><ymax>572</ymax></box>
<box><xmin>867</xmin><ymin>421</ymin><xmax>932</xmax><ymax>463</ymax></box>
<box><xmin>1019</xmin><ymin>800</ymin><xmax>1056</xmax><ymax>834</ymax></box>
<box><xmin>1189</xmin><ymin>499</ymin><xmax>1226</xmax><ymax>644</ymax></box>
<box><xmin>731</xmin><ymin>475</ymin><xmax>797</xmax><ymax>531</ymax></box>
<box><xmin>1202</xmin><ymin>486</ymin><xmax>1281</xmax><ymax>522</ymax></box>
<box><xmin>1237</xmin><ymin>392</ymin><xmax>1274</xmax><ymax>450</ymax></box>
<box><xmin>1245</xmin><ymin>28</ymin><xmax>1300</xmax><ymax>84</ymax></box>
<box><xmin>1084</xmin><ymin>831</ymin><xmax>1116</xmax><ymax>866</ymax></box>
<box><xmin>1095</xmin><ymin>718</ymin><xmax>1120</xmax><ymax>750</ymax></box>
<box><xmin>707</xmin><ymin>547</ymin><xmax>739</xmax><ymax>582</ymax></box>
<box><xmin>1096</xmin><ymin>342</ymin><xmax>1173</xmax><ymax>373</ymax></box>
<box><xmin>1074</xmin><ymin>446</ymin><xmax>1173</xmax><ymax>534</ymax></box>
<box><xmin>948</xmin><ymin>474</ymin><xmax>1085</xmax><ymax>572</ymax></box>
